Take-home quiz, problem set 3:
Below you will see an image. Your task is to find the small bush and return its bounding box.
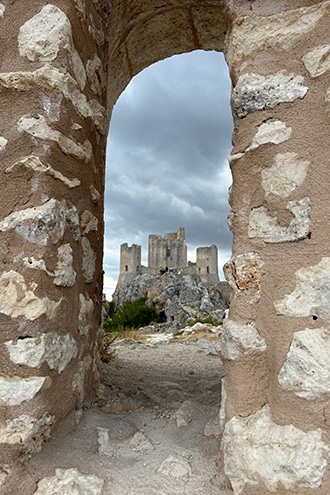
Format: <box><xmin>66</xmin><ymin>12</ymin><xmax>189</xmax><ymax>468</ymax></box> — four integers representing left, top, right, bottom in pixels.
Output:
<box><xmin>188</xmin><ymin>315</ymin><xmax>220</xmax><ymax>326</ymax></box>
<box><xmin>104</xmin><ymin>297</ymin><xmax>160</xmax><ymax>332</ymax></box>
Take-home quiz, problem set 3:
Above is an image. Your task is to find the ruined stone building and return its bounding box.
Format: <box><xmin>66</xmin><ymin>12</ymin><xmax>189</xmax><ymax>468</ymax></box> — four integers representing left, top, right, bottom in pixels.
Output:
<box><xmin>117</xmin><ymin>227</ymin><xmax>220</xmax><ymax>288</ymax></box>
<box><xmin>1</xmin><ymin>1</ymin><xmax>330</xmax><ymax>494</ymax></box>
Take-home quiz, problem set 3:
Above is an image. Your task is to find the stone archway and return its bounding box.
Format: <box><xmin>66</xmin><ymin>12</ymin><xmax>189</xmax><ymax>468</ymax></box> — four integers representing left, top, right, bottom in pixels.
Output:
<box><xmin>1</xmin><ymin>1</ymin><xmax>330</xmax><ymax>494</ymax></box>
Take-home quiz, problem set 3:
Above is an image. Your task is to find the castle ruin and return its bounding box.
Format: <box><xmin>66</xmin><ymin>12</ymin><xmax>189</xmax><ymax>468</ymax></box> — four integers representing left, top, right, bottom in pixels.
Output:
<box><xmin>116</xmin><ymin>227</ymin><xmax>220</xmax><ymax>288</ymax></box>
<box><xmin>1</xmin><ymin>1</ymin><xmax>330</xmax><ymax>493</ymax></box>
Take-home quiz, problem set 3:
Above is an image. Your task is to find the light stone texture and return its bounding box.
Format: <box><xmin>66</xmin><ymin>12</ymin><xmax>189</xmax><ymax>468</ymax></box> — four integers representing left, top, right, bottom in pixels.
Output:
<box><xmin>226</xmin><ymin>2</ymin><xmax>330</xmax><ymax>66</ymax></box>
<box><xmin>18</xmin><ymin>115</ymin><xmax>92</xmax><ymax>163</ymax></box>
<box><xmin>279</xmin><ymin>327</ymin><xmax>330</xmax><ymax>400</ymax></box>
<box><xmin>229</xmin><ymin>120</ymin><xmax>292</xmax><ymax>162</ymax></box>
<box><xmin>275</xmin><ymin>257</ymin><xmax>330</xmax><ymax>320</ymax></box>
<box><xmin>223</xmin><ymin>405</ymin><xmax>329</xmax><ymax>494</ymax></box>
<box><xmin>158</xmin><ymin>455</ymin><xmax>192</xmax><ymax>478</ymax></box>
<box><xmin>82</xmin><ymin>237</ymin><xmax>96</xmax><ymax>283</ymax></box>
<box><xmin>0</xmin><ymin>65</ymin><xmax>106</xmax><ymax>133</ymax></box>
<box><xmin>219</xmin><ymin>319</ymin><xmax>266</xmax><ymax>360</ymax></box>
<box><xmin>261</xmin><ymin>152</ymin><xmax>309</xmax><ymax>198</ymax></box>
<box><xmin>6</xmin><ymin>332</ymin><xmax>78</xmax><ymax>373</ymax></box>
<box><xmin>0</xmin><ymin>270</ymin><xmax>62</xmax><ymax>320</ymax></box>
<box><xmin>86</xmin><ymin>54</ymin><xmax>106</xmax><ymax>95</ymax></box>
<box><xmin>248</xmin><ymin>197</ymin><xmax>311</xmax><ymax>243</ymax></box>
<box><xmin>33</xmin><ymin>468</ymin><xmax>104</xmax><ymax>495</ymax></box>
<box><xmin>18</xmin><ymin>5</ymin><xmax>72</xmax><ymax>62</ymax></box>
<box><xmin>6</xmin><ymin>156</ymin><xmax>80</xmax><ymax>188</ymax></box>
<box><xmin>0</xmin><ymin>4</ymin><xmax>5</xmax><ymax>17</ymax></box>
<box><xmin>18</xmin><ymin>5</ymin><xmax>86</xmax><ymax>91</ymax></box>
<box><xmin>223</xmin><ymin>252</ymin><xmax>263</xmax><ymax>303</ymax></box>
<box><xmin>80</xmin><ymin>210</ymin><xmax>98</xmax><ymax>234</ymax></box>
<box><xmin>0</xmin><ymin>198</ymin><xmax>66</xmax><ymax>245</ymax></box>
<box><xmin>0</xmin><ymin>412</ymin><xmax>54</xmax><ymax>455</ymax></box>
<box><xmin>23</xmin><ymin>244</ymin><xmax>76</xmax><ymax>287</ymax></box>
<box><xmin>232</xmin><ymin>72</ymin><xmax>308</xmax><ymax>118</ymax></box>
<box><xmin>247</xmin><ymin>120</ymin><xmax>292</xmax><ymax>151</ymax></box>
<box><xmin>303</xmin><ymin>45</ymin><xmax>330</xmax><ymax>78</ymax></box>
<box><xmin>0</xmin><ymin>136</ymin><xmax>7</xmax><ymax>151</ymax></box>
<box><xmin>219</xmin><ymin>378</ymin><xmax>227</xmax><ymax>428</ymax></box>
<box><xmin>66</xmin><ymin>205</ymin><xmax>81</xmax><ymax>241</ymax></box>
<box><xmin>78</xmin><ymin>293</ymin><xmax>94</xmax><ymax>335</ymax></box>
<box><xmin>90</xmin><ymin>184</ymin><xmax>101</xmax><ymax>204</ymax></box>
<box><xmin>0</xmin><ymin>376</ymin><xmax>51</xmax><ymax>406</ymax></box>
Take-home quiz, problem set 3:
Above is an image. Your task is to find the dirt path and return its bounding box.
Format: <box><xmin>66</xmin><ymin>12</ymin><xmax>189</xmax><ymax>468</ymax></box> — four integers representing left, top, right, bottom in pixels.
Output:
<box><xmin>25</xmin><ymin>330</ymin><xmax>233</xmax><ymax>494</ymax></box>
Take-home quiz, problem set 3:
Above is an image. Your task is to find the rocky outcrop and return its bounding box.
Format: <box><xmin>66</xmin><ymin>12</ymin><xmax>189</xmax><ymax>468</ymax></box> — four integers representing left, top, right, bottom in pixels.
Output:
<box><xmin>112</xmin><ymin>272</ymin><xmax>230</xmax><ymax>328</ymax></box>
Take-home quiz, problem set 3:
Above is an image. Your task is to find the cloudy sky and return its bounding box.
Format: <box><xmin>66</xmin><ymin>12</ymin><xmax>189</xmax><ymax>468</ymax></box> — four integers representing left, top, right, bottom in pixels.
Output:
<box><xmin>103</xmin><ymin>49</ymin><xmax>234</xmax><ymax>299</ymax></box>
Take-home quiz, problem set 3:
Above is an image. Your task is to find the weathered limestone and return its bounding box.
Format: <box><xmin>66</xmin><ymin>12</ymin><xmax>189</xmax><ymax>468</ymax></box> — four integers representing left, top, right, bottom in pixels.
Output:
<box><xmin>223</xmin><ymin>405</ymin><xmax>329</xmax><ymax>494</ymax></box>
<box><xmin>224</xmin><ymin>252</ymin><xmax>263</xmax><ymax>303</ymax></box>
<box><xmin>279</xmin><ymin>327</ymin><xmax>330</xmax><ymax>400</ymax></box>
<box><xmin>0</xmin><ymin>376</ymin><xmax>51</xmax><ymax>406</ymax></box>
<box><xmin>249</xmin><ymin>197</ymin><xmax>311</xmax><ymax>243</ymax></box>
<box><xmin>6</xmin><ymin>333</ymin><xmax>78</xmax><ymax>373</ymax></box>
<box><xmin>33</xmin><ymin>468</ymin><xmax>104</xmax><ymax>495</ymax></box>
<box><xmin>0</xmin><ymin>271</ymin><xmax>62</xmax><ymax>320</ymax></box>
<box><xmin>275</xmin><ymin>258</ymin><xmax>330</xmax><ymax>320</ymax></box>
<box><xmin>231</xmin><ymin>72</ymin><xmax>308</xmax><ymax>118</ymax></box>
<box><xmin>0</xmin><ymin>412</ymin><xmax>54</xmax><ymax>455</ymax></box>
<box><xmin>219</xmin><ymin>319</ymin><xmax>266</xmax><ymax>360</ymax></box>
<box><xmin>303</xmin><ymin>45</ymin><xmax>330</xmax><ymax>78</ymax></box>
<box><xmin>261</xmin><ymin>153</ymin><xmax>309</xmax><ymax>199</ymax></box>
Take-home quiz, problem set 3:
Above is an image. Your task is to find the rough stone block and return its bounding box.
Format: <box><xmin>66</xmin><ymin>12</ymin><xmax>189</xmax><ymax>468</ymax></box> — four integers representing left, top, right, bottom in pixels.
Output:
<box><xmin>279</xmin><ymin>327</ymin><xmax>330</xmax><ymax>399</ymax></box>
<box><xmin>223</xmin><ymin>405</ymin><xmax>329</xmax><ymax>494</ymax></box>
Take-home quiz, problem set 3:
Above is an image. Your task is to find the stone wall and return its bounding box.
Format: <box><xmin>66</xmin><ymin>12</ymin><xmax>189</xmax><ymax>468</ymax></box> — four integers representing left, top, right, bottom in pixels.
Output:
<box><xmin>1</xmin><ymin>1</ymin><xmax>330</xmax><ymax>494</ymax></box>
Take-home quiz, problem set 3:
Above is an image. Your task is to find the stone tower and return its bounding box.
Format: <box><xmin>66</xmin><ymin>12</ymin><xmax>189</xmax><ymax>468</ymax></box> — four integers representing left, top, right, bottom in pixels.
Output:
<box><xmin>196</xmin><ymin>245</ymin><xmax>219</xmax><ymax>285</ymax></box>
<box><xmin>148</xmin><ymin>227</ymin><xmax>187</xmax><ymax>273</ymax></box>
<box><xmin>117</xmin><ymin>243</ymin><xmax>142</xmax><ymax>286</ymax></box>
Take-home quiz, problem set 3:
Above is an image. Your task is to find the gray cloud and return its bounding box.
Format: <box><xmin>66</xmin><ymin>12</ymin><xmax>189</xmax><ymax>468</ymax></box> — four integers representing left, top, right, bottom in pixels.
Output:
<box><xmin>104</xmin><ymin>50</ymin><xmax>233</xmax><ymax>298</ymax></box>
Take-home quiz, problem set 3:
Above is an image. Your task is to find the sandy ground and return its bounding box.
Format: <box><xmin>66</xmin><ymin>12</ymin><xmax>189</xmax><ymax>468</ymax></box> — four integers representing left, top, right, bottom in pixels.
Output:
<box><xmin>22</xmin><ymin>329</ymin><xmax>233</xmax><ymax>494</ymax></box>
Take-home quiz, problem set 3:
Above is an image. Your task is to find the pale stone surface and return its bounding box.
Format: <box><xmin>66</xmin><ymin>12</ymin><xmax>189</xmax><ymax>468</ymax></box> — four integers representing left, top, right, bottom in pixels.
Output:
<box><xmin>18</xmin><ymin>5</ymin><xmax>72</xmax><ymax>62</ymax></box>
<box><xmin>86</xmin><ymin>54</ymin><xmax>106</xmax><ymax>95</ymax></box>
<box><xmin>80</xmin><ymin>210</ymin><xmax>98</xmax><ymax>234</ymax></box>
<box><xmin>247</xmin><ymin>120</ymin><xmax>292</xmax><ymax>152</ymax></box>
<box><xmin>0</xmin><ymin>376</ymin><xmax>50</xmax><ymax>406</ymax></box>
<box><xmin>18</xmin><ymin>115</ymin><xmax>93</xmax><ymax>163</ymax></box>
<box><xmin>6</xmin><ymin>332</ymin><xmax>78</xmax><ymax>373</ymax></box>
<box><xmin>0</xmin><ymin>198</ymin><xmax>66</xmax><ymax>245</ymax></box>
<box><xmin>303</xmin><ymin>45</ymin><xmax>330</xmax><ymax>78</ymax></box>
<box><xmin>158</xmin><ymin>455</ymin><xmax>192</xmax><ymax>478</ymax></box>
<box><xmin>0</xmin><ymin>270</ymin><xmax>62</xmax><ymax>320</ymax></box>
<box><xmin>6</xmin><ymin>156</ymin><xmax>81</xmax><ymax>188</ymax></box>
<box><xmin>249</xmin><ymin>197</ymin><xmax>311</xmax><ymax>243</ymax></box>
<box><xmin>33</xmin><ymin>468</ymin><xmax>104</xmax><ymax>495</ymax></box>
<box><xmin>223</xmin><ymin>405</ymin><xmax>329</xmax><ymax>494</ymax></box>
<box><xmin>232</xmin><ymin>72</ymin><xmax>308</xmax><ymax>118</ymax></box>
<box><xmin>219</xmin><ymin>319</ymin><xmax>266</xmax><ymax>360</ymax></box>
<box><xmin>275</xmin><ymin>257</ymin><xmax>330</xmax><ymax>320</ymax></box>
<box><xmin>229</xmin><ymin>120</ymin><xmax>292</xmax><ymax>162</ymax></box>
<box><xmin>219</xmin><ymin>378</ymin><xmax>227</xmax><ymax>428</ymax></box>
<box><xmin>0</xmin><ymin>136</ymin><xmax>7</xmax><ymax>151</ymax></box>
<box><xmin>261</xmin><ymin>152</ymin><xmax>309</xmax><ymax>198</ymax></box>
<box><xmin>279</xmin><ymin>327</ymin><xmax>330</xmax><ymax>400</ymax></box>
<box><xmin>223</xmin><ymin>252</ymin><xmax>263</xmax><ymax>303</ymax></box>
<box><xmin>66</xmin><ymin>205</ymin><xmax>81</xmax><ymax>241</ymax></box>
<box><xmin>18</xmin><ymin>5</ymin><xmax>86</xmax><ymax>91</ymax></box>
<box><xmin>227</xmin><ymin>2</ymin><xmax>330</xmax><ymax>66</ymax></box>
<box><xmin>0</xmin><ymin>412</ymin><xmax>54</xmax><ymax>455</ymax></box>
<box><xmin>82</xmin><ymin>237</ymin><xmax>96</xmax><ymax>283</ymax></box>
<box><xmin>23</xmin><ymin>244</ymin><xmax>77</xmax><ymax>287</ymax></box>
<box><xmin>90</xmin><ymin>184</ymin><xmax>101</xmax><ymax>204</ymax></box>
<box><xmin>0</xmin><ymin>65</ymin><xmax>106</xmax><ymax>133</ymax></box>
<box><xmin>78</xmin><ymin>293</ymin><xmax>94</xmax><ymax>335</ymax></box>
<box><xmin>0</xmin><ymin>4</ymin><xmax>5</xmax><ymax>17</ymax></box>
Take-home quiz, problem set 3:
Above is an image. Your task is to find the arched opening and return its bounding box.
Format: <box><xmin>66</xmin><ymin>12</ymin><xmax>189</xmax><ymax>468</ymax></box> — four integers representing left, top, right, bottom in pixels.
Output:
<box><xmin>103</xmin><ymin>50</ymin><xmax>233</xmax><ymax>298</ymax></box>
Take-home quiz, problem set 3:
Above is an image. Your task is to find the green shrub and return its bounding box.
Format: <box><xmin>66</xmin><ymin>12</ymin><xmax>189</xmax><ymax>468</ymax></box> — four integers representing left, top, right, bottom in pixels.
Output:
<box><xmin>104</xmin><ymin>297</ymin><xmax>160</xmax><ymax>332</ymax></box>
